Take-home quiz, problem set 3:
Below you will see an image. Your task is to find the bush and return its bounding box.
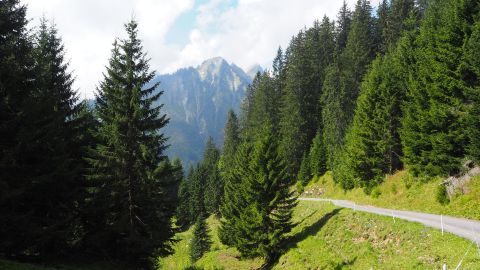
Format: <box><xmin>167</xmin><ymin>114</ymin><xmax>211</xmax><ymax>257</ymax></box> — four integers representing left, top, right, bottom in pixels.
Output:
<box><xmin>436</xmin><ymin>184</ymin><xmax>450</xmax><ymax>205</ymax></box>
<box><xmin>371</xmin><ymin>187</ymin><xmax>382</xmax><ymax>198</ymax></box>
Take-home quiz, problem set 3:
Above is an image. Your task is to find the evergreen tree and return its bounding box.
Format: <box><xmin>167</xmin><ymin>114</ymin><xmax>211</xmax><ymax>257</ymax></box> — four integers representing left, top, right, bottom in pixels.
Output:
<box><xmin>338</xmin><ymin>53</ymin><xmax>406</xmax><ymax>190</ymax></box>
<box><xmin>401</xmin><ymin>0</ymin><xmax>475</xmax><ymax>177</ymax></box>
<box><xmin>321</xmin><ymin>64</ymin><xmax>345</xmax><ymax>170</ymax></box>
<box><xmin>309</xmin><ymin>130</ymin><xmax>327</xmax><ymax>178</ymax></box>
<box><xmin>231</xmin><ymin>127</ymin><xmax>297</xmax><ymax>265</ymax></box>
<box><xmin>279</xmin><ymin>18</ymin><xmax>335</xmax><ymax>175</ymax></box>
<box><xmin>176</xmin><ymin>167</ymin><xmax>193</xmax><ymax>229</ymax></box>
<box><xmin>203</xmin><ymin>137</ymin><xmax>222</xmax><ymax>215</ymax></box>
<box><xmin>335</xmin><ymin>1</ymin><xmax>353</xmax><ymax>53</ymax></box>
<box><xmin>0</xmin><ymin>0</ymin><xmax>36</xmax><ymax>256</ymax></box>
<box><xmin>218</xmin><ymin>143</ymin><xmax>252</xmax><ymax>246</ymax></box>
<box><xmin>85</xmin><ymin>20</ymin><xmax>176</xmax><ymax>266</ymax></box>
<box><xmin>24</xmin><ymin>18</ymin><xmax>85</xmax><ymax>255</ymax></box>
<box><xmin>465</xmin><ymin>21</ymin><xmax>480</xmax><ymax>163</ymax></box>
<box><xmin>247</xmin><ymin>72</ymin><xmax>280</xmax><ymax>140</ymax></box>
<box><xmin>322</xmin><ymin>0</ymin><xmax>377</xmax><ymax>172</ymax></box>
<box><xmin>297</xmin><ymin>153</ymin><xmax>311</xmax><ymax>187</ymax></box>
<box><xmin>219</xmin><ymin>110</ymin><xmax>240</xmax><ymax>181</ymax></box>
<box><xmin>189</xmin><ymin>214</ymin><xmax>212</xmax><ymax>262</ymax></box>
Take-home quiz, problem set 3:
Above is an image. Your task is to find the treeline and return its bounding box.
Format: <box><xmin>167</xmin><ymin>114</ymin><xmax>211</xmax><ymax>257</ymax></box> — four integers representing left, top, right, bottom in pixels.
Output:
<box><xmin>0</xmin><ymin>1</ymin><xmax>180</xmax><ymax>268</ymax></box>
<box><xmin>177</xmin><ymin>0</ymin><xmax>480</xmax><ymax>266</ymax></box>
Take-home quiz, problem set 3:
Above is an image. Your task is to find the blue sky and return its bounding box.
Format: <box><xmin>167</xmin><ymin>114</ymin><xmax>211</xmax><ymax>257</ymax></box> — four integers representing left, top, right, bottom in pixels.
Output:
<box><xmin>24</xmin><ymin>0</ymin><xmax>381</xmax><ymax>99</ymax></box>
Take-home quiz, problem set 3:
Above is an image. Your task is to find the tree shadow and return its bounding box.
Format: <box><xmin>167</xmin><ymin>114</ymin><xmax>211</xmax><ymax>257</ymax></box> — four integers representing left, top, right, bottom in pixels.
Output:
<box><xmin>259</xmin><ymin>208</ymin><xmax>342</xmax><ymax>270</ymax></box>
<box><xmin>332</xmin><ymin>257</ymin><xmax>357</xmax><ymax>269</ymax></box>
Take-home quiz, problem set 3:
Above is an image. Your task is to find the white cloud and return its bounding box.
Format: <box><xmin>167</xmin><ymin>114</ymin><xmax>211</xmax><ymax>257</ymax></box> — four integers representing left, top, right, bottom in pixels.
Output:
<box><xmin>24</xmin><ymin>0</ymin><xmax>194</xmax><ymax>99</ymax></box>
<box><xmin>23</xmin><ymin>0</ymin><xmax>381</xmax><ymax>98</ymax></box>
<box><xmin>167</xmin><ymin>0</ymin><xmax>382</xmax><ymax>74</ymax></box>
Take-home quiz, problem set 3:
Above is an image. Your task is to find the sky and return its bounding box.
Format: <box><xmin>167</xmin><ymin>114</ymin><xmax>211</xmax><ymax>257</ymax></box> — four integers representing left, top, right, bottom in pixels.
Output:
<box><xmin>24</xmin><ymin>0</ymin><xmax>381</xmax><ymax>99</ymax></box>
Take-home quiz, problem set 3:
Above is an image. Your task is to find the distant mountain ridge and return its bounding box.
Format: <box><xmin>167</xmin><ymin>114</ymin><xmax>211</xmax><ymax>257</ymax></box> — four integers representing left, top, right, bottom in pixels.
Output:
<box><xmin>154</xmin><ymin>57</ymin><xmax>258</xmax><ymax>166</ymax></box>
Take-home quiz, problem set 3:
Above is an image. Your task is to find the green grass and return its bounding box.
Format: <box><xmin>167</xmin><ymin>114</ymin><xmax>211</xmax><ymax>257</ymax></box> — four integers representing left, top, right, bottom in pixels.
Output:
<box><xmin>304</xmin><ymin>171</ymin><xmax>480</xmax><ymax>220</ymax></box>
<box><xmin>158</xmin><ymin>201</ymin><xmax>480</xmax><ymax>269</ymax></box>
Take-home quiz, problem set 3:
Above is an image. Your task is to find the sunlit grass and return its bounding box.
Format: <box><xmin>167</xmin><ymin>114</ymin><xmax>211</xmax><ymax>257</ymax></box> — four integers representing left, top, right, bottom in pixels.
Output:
<box><xmin>304</xmin><ymin>171</ymin><xmax>480</xmax><ymax>220</ymax></box>
<box><xmin>158</xmin><ymin>200</ymin><xmax>480</xmax><ymax>269</ymax></box>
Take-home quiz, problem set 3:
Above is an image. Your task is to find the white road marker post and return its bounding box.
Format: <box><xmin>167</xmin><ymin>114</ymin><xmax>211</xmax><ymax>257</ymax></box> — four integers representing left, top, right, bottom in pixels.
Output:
<box><xmin>441</xmin><ymin>215</ymin><xmax>444</xmax><ymax>236</ymax></box>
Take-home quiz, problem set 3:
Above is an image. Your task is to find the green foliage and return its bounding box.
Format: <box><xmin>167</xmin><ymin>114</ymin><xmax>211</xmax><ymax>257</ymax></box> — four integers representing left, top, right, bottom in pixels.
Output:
<box><xmin>219</xmin><ymin>110</ymin><xmax>240</xmax><ymax>182</ymax></box>
<box><xmin>297</xmin><ymin>153</ymin><xmax>311</xmax><ymax>187</ymax></box>
<box><xmin>309</xmin><ymin>130</ymin><xmax>327</xmax><ymax>178</ymax></box>
<box><xmin>401</xmin><ymin>0</ymin><xmax>478</xmax><ymax>177</ymax></box>
<box><xmin>435</xmin><ymin>184</ymin><xmax>450</xmax><ymax>205</ymax></box>
<box><xmin>85</xmin><ymin>20</ymin><xmax>177</xmax><ymax>267</ymax></box>
<box><xmin>337</xmin><ymin>51</ymin><xmax>407</xmax><ymax>189</ymax></box>
<box><xmin>464</xmin><ymin>21</ymin><xmax>480</xmax><ymax>163</ymax></box>
<box><xmin>221</xmin><ymin>127</ymin><xmax>297</xmax><ymax>262</ymax></box>
<box><xmin>218</xmin><ymin>143</ymin><xmax>252</xmax><ymax>246</ymax></box>
<box><xmin>279</xmin><ymin>17</ymin><xmax>335</xmax><ymax>176</ymax></box>
<box><xmin>203</xmin><ymin>138</ymin><xmax>222</xmax><ymax>215</ymax></box>
<box><xmin>190</xmin><ymin>215</ymin><xmax>212</xmax><ymax>262</ymax></box>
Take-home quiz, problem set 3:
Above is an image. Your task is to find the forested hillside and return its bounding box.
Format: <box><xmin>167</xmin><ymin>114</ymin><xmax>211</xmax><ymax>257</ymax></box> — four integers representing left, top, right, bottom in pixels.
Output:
<box><xmin>177</xmin><ymin>0</ymin><xmax>480</xmax><ymax>268</ymax></box>
<box><xmin>1</xmin><ymin>0</ymin><xmax>479</xmax><ymax>269</ymax></box>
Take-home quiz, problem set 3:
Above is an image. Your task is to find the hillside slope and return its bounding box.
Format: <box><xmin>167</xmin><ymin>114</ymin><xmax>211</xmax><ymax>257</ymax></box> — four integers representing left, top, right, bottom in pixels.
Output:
<box><xmin>303</xmin><ymin>171</ymin><xmax>480</xmax><ymax>220</ymax></box>
<box><xmin>159</xmin><ymin>201</ymin><xmax>479</xmax><ymax>269</ymax></box>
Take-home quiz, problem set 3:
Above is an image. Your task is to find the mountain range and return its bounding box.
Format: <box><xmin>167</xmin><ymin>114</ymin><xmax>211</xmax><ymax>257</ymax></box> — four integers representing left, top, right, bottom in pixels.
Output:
<box><xmin>154</xmin><ymin>57</ymin><xmax>262</xmax><ymax>166</ymax></box>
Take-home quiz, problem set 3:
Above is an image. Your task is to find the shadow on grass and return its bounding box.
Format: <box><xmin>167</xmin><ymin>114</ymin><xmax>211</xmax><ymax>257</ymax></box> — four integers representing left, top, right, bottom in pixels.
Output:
<box><xmin>260</xmin><ymin>208</ymin><xmax>342</xmax><ymax>270</ymax></box>
<box><xmin>333</xmin><ymin>257</ymin><xmax>357</xmax><ymax>269</ymax></box>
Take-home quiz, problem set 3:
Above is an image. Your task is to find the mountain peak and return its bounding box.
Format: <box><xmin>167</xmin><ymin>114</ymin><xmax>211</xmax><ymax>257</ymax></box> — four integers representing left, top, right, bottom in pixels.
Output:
<box><xmin>197</xmin><ymin>57</ymin><xmax>230</xmax><ymax>80</ymax></box>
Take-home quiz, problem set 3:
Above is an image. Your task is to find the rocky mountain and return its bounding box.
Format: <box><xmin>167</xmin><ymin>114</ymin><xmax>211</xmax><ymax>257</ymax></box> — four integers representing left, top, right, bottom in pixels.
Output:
<box><xmin>154</xmin><ymin>57</ymin><xmax>255</xmax><ymax>166</ymax></box>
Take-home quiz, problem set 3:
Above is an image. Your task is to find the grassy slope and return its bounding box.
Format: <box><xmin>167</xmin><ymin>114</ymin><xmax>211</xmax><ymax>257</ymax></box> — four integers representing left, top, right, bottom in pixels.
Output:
<box><xmin>304</xmin><ymin>171</ymin><xmax>480</xmax><ymax>220</ymax></box>
<box><xmin>159</xmin><ymin>201</ymin><xmax>479</xmax><ymax>269</ymax></box>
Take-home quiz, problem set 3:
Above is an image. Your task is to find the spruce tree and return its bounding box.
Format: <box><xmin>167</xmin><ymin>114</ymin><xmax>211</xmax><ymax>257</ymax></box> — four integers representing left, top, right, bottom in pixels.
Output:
<box><xmin>189</xmin><ymin>214</ymin><xmax>212</xmax><ymax>262</ymax></box>
<box><xmin>0</xmin><ymin>0</ymin><xmax>36</xmax><ymax>256</ymax></box>
<box><xmin>85</xmin><ymin>19</ymin><xmax>175</xmax><ymax>266</ymax></box>
<box><xmin>25</xmin><ymin>18</ymin><xmax>84</xmax><ymax>255</ymax></box>
<box><xmin>176</xmin><ymin>167</ymin><xmax>193</xmax><ymax>229</ymax></box>
<box><xmin>309</xmin><ymin>130</ymin><xmax>327</xmax><ymax>178</ymax></box>
<box><xmin>219</xmin><ymin>110</ymin><xmax>240</xmax><ymax>181</ymax></box>
<box><xmin>202</xmin><ymin>137</ymin><xmax>222</xmax><ymax>215</ymax></box>
<box><xmin>335</xmin><ymin>1</ymin><xmax>353</xmax><ymax>53</ymax></box>
<box><xmin>465</xmin><ymin>21</ymin><xmax>480</xmax><ymax>163</ymax></box>
<box><xmin>322</xmin><ymin>0</ymin><xmax>378</xmax><ymax>173</ymax></box>
<box><xmin>218</xmin><ymin>143</ymin><xmax>252</xmax><ymax>246</ymax></box>
<box><xmin>297</xmin><ymin>153</ymin><xmax>312</xmax><ymax>188</ymax></box>
<box><xmin>338</xmin><ymin>53</ymin><xmax>406</xmax><ymax>190</ymax></box>
<box><xmin>401</xmin><ymin>0</ymin><xmax>474</xmax><ymax>177</ymax></box>
<box><xmin>232</xmin><ymin>127</ymin><xmax>297</xmax><ymax>264</ymax></box>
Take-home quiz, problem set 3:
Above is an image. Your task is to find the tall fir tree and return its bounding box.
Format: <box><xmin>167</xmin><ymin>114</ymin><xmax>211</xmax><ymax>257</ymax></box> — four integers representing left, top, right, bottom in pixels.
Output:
<box><xmin>202</xmin><ymin>137</ymin><xmax>222</xmax><ymax>215</ymax></box>
<box><xmin>176</xmin><ymin>166</ymin><xmax>194</xmax><ymax>229</ymax></box>
<box><xmin>279</xmin><ymin>18</ymin><xmax>335</xmax><ymax>176</ymax></box>
<box><xmin>0</xmin><ymin>0</ymin><xmax>36</xmax><ymax>256</ymax></box>
<box><xmin>85</xmin><ymin>20</ymin><xmax>176</xmax><ymax>266</ymax></box>
<box><xmin>464</xmin><ymin>20</ymin><xmax>480</xmax><ymax>163</ymax></box>
<box><xmin>322</xmin><ymin>0</ymin><xmax>378</xmax><ymax>172</ymax></box>
<box><xmin>401</xmin><ymin>0</ymin><xmax>475</xmax><ymax>177</ymax></box>
<box><xmin>189</xmin><ymin>214</ymin><xmax>212</xmax><ymax>262</ymax></box>
<box><xmin>337</xmin><ymin>53</ymin><xmax>406</xmax><ymax>190</ymax></box>
<box><xmin>219</xmin><ymin>143</ymin><xmax>252</xmax><ymax>246</ymax></box>
<box><xmin>228</xmin><ymin>126</ymin><xmax>297</xmax><ymax>265</ymax></box>
<box><xmin>309</xmin><ymin>130</ymin><xmax>327</xmax><ymax>178</ymax></box>
<box><xmin>335</xmin><ymin>1</ymin><xmax>353</xmax><ymax>53</ymax></box>
<box><xmin>219</xmin><ymin>110</ymin><xmax>240</xmax><ymax>181</ymax></box>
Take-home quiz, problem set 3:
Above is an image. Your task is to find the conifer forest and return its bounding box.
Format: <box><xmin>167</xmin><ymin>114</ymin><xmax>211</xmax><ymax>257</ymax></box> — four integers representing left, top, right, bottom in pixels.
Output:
<box><xmin>1</xmin><ymin>0</ymin><xmax>480</xmax><ymax>269</ymax></box>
